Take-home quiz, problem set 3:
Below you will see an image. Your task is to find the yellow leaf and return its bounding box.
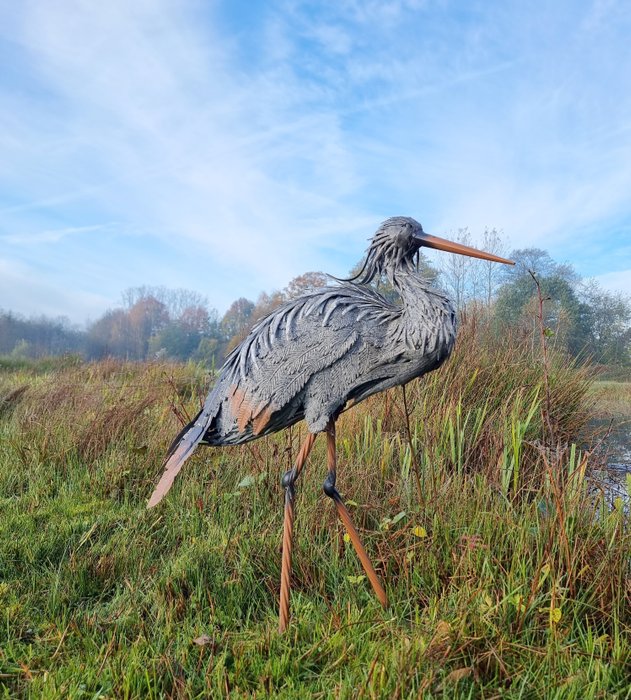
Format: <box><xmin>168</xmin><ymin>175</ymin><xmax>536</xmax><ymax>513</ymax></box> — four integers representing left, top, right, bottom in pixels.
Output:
<box><xmin>343</xmin><ymin>533</ymin><xmax>351</xmax><ymax>543</ymax></box>
<box><xmin>413</xmin><ymin>526</ymin><xmax>427</xmax><ymax>538</ymax></box>
<box><xmin>479</xmin><ymin>592</ymin><xmax>494</xmax><ymax>613</ymax></box>
<box><xmin>444</xmin><ymin>667</ymin><xmax>472</xmax><ymax>684</ymax></box>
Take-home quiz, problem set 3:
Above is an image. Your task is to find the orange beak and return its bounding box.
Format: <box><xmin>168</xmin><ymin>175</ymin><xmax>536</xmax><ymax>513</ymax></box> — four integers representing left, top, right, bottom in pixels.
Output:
<box><xmin>419</xmin><ymin>233</ymin><xmax>515</xmax><ymax>265</ymax></box>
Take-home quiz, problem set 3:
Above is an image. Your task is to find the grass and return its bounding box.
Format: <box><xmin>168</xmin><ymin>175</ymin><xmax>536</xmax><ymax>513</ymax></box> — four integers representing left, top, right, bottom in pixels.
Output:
<box><xmin>589</xmin><ymin>381</ymin><xmax>631</xmax><ymax>420</ymax></box>
<box><xmin>0</xmin><ymin>325</ymin><xmax>629</xmax><ymax>698</ymax></box>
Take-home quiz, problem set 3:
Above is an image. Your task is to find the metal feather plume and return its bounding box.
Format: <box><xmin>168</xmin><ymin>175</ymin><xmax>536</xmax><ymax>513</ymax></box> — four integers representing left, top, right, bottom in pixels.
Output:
<box><xmin>335</xmin><ymin>217</ymin><xmax>420</xmax><ymax>286</ymax></box>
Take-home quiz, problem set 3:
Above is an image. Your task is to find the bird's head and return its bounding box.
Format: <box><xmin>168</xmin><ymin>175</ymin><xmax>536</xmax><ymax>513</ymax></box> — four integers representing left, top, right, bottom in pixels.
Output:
<box><xmin>346</xmin><ymin>216</ymin><xmax>514</xmax><ymax>285</ymax></box>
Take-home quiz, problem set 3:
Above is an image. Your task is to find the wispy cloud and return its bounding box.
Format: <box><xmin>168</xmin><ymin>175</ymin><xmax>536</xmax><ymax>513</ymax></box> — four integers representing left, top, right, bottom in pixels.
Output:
<box><xmin>2</xmin><ymin>223</ymin><xmax>116</xmax><ymax>245</ymax></box>
<box><xmin>0</xmin><ymin>0</ymin><xmax>629</xmax><ymax>322</ymax></box>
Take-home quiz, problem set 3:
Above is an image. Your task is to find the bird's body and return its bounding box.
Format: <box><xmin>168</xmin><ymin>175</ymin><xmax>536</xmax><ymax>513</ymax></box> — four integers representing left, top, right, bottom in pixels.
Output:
<box><xmin>148</xmin><ymin>216</ymin><xmax>513</xmax><ymax>631</ymax></box>
<box><xmin>199</xmin><ymin>274</ymin><xmax>455</xmax><ymax>446</ymax></box>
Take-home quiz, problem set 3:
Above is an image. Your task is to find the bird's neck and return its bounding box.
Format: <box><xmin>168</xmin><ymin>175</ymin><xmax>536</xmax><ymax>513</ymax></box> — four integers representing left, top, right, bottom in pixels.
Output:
<box><xmin>392</xmin><ymin>269</ymin><xmax>445</xmax><ymax>307</ymax></box>
<box><xmin>392</xmin><ymin>269</ymin><xmax>456</xmax><ymax>351</ymax></box>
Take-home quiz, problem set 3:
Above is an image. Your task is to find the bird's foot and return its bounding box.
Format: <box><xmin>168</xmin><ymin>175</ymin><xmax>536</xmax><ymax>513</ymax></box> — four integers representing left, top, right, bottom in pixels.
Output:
<box><xmin>322</xmin><ymin>470</ymin><xmax>337</xmax><ymax>499</ymax></box>
<box><xmin>281</xmin><ymin>467</ymin><xmax>297</xmax><ymax>499</ymax></box>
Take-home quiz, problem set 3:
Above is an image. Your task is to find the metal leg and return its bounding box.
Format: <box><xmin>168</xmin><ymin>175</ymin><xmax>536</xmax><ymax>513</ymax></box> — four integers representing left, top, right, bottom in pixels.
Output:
<box><xmin>323</xmin><ymin>421</ymin><xmax>388</xmax><ymax>608</ymax></box>
<box><xmin>278</xmin><ymin>432</ymin><xmax>317</xmax><ymax>633</ymax></box>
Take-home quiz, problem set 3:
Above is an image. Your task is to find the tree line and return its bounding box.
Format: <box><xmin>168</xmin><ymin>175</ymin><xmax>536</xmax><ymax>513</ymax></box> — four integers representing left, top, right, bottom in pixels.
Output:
<box><xmin>1</xmin><ymin>233</ymin><xmax>629</xmax><ymax>367</ymax></box>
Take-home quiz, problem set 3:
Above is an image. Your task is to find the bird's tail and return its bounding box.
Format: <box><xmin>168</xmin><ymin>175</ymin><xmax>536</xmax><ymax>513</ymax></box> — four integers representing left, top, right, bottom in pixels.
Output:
<box><xmin>147</xmin><ymin>409</ymin><xmax>206</xmax><ymax>508</ymax></box>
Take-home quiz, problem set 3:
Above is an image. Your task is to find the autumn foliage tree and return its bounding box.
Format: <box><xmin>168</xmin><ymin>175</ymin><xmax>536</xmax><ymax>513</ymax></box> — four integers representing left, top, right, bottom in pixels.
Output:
<box><xmin>86</xmin><ymin>287</ymin><xmax>223</xmax><ymax>363</ymax></box>
<box><xmin>284</xmin><ymin>271</ymin><xmax>329</xmax><ymax>299</ymax></box>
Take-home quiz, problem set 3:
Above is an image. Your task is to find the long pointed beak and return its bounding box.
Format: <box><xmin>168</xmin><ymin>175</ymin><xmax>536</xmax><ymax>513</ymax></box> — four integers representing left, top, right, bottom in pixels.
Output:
<box><xmin>419</xmin><ymin>233</ymin><xmax>514</xmax><ymax>265</ymax></box>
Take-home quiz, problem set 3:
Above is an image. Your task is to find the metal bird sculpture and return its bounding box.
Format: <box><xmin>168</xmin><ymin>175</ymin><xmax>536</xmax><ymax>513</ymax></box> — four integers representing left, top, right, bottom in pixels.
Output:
<box><xmin>148</xmin><ymin>216</ymin><xmax>514</xmax><ymax>631</ymax></box>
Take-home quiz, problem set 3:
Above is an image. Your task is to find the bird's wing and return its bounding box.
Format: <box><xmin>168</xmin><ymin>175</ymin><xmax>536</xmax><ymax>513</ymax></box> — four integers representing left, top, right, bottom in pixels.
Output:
<box><xmin>216</xmin><ymin>283</ymin><xmax>399</xmax><ymax>434</ymax></box>
<box><xmin>148</xmin><ymin>284</ymin><xmax>398</xmax><ymax>507</ymax></box>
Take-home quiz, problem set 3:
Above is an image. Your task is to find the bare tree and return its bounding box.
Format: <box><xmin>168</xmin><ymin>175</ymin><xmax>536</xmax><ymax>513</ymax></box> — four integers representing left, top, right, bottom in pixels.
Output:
<box><xmin>436</xmin><ymin>228</ymin><xmax>473</xmax><ymax>312</ymax></box>
<box><xmin>479</xmin><ymin>228</ymin><xmax>507</xmax><ymax>307</ymax></box>
<box><xmin>122</xmin><ymin>286</ymin><xmax>208</xmax><ymax>321</ymax></box>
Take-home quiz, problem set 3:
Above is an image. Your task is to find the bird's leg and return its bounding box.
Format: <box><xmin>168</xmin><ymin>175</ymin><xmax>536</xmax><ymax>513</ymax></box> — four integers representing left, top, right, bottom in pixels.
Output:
<box><xmin>323</xmin><ymin>421</ymin><xmax>388</xmax><ymax>608</ymax></box>
<box><xmin>278</xmin><ymin>432</ymin><xmax>317</xmax><ymax>633</ymax></box>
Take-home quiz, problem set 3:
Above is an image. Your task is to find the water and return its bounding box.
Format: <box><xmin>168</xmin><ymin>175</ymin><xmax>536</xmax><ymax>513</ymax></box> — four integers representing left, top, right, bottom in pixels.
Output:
<box><xmin>587</xmin><ymin>418</ymin><xmax>631</xmax><ymax>509</ymax></box>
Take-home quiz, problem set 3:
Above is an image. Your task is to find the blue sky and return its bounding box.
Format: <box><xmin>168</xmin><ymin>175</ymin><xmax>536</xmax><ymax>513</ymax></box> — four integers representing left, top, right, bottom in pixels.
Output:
<box><xmin>1</xmin><ymin>0</ymin><xmax>630</xmax><ymax>323</ymax></box>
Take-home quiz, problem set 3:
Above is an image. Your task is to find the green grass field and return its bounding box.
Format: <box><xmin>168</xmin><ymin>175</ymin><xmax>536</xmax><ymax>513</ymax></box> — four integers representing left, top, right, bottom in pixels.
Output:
<box><xmin>1</xmin><ymin>327</ymin><xmax>629</xmax><ymax>698</ymax></box>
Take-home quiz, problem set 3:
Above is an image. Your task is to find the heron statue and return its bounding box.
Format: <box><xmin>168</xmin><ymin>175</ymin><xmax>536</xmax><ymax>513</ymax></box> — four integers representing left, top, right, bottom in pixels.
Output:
<box><xmin>148</xmin><ymin>217</ymin><xmax>514</xmax><ymax>631</ymax></box>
